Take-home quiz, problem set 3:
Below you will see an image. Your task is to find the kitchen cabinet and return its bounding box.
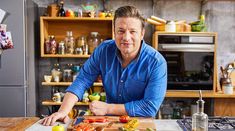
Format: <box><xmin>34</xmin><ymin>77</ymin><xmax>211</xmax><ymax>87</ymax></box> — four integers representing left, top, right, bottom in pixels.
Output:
<box><xmin>40</xmin><ymin>17</ymin><xmax>113</xmax><ymax>107</ymax></box>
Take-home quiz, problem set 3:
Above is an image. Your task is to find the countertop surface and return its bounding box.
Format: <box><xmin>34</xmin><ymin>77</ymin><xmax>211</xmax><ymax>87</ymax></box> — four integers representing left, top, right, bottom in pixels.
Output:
<box><xmin>26</xmin><ymin>118</ymin><xmax>183</xmax><ymax>131</ymax></box>
<box><xmin>0</xmin><ymin>117</ymin><xmax>39</xmax><ymax>131</ymax></box>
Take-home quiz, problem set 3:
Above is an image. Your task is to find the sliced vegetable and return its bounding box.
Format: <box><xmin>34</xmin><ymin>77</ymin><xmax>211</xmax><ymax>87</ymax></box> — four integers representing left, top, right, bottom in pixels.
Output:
<box><xmin>119</xmin><ymin>115</ymin><xmax>129</xmax><ymax>123</ymax></box>
<box><xmin>124</xmin><ymin>118</ymin><xmax>139</xmax><ymax>130</ymax></box>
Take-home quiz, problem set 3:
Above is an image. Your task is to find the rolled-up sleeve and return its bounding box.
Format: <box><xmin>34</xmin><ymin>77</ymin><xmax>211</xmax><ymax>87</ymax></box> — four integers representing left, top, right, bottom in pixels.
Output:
<box><xmin>125</xmin><ymin>59</ymin><xmax>167</xmax><ymax>117</ymax></box>
<box><xmin>66</xmin><ymin>46</ymin><xmax>101</xmax><ymax>101</ymax></box>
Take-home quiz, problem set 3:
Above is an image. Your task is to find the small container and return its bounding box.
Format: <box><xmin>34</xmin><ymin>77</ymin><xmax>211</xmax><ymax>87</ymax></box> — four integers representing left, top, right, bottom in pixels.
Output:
<box><xmin>165</xmin><ymin>21</ymin><xmax>176</xmax><ymax>32</ymax></box>
<box><xmin>44</xmin><ymin>38</ymin><xmax>51</xmax><ymax>54</ymax></box>
<box><xmin>88</xmin><ymin>32</ymin><xmax>100</xmax><ymax>54</ymax></box>
<box><xmin>50</xmin><ymin>36</ymin><xmax>57</xmax><ymax>54</ymax></box>
<box><xmin>77</xmin><ymin>36</ymin><xmax>87</xmax><ymax>48</ymax></box>
<box><xmin>58</xmin><ymin>41</ymin><xmax>65</xmax><ymax>55</ymax></box>
<box><xmin>51</xmin><ymin>63</ymin><xmax>62</xmax><ymax>82</ymax></box>
<box><xmin>222</xmin><ymin>78</ymin><xmax>233</xmax><ymax>94</ymax></box>
<box><xmin>100</xmin><ymin>92</ymin><xmax>106</xmax><ymax>102</ymax></box>
<box><xmin>63</xmin><ymin>69</ymin><xmax>73</xmax><ymax>82</ymax></box>
<box><xmin>75</xmin><ymin>47</ymin><xmax>83</xmax><ymax>55</ymax></box>
<box><xmin>52</xmin><ymin>92</ymin><xmax>61</xmax><ymax>102</ymax></box>
<box><xmin>65</xmin><ymin>31</ymin><xmax>75</xmax><ymax>54</ymax></box>
<box><xmin>83</xmin><ymin>44</ymin><xmax>89</xmax><ymax>55</ymax></box>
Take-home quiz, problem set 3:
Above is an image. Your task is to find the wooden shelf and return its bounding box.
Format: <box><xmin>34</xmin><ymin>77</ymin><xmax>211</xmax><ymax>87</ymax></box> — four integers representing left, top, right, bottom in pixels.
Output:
<box><xmin>41</xmin><ymin>16</ymin><xmax>113</xmax><ymax>21</ymax></box>
<box><xmin>154</xmin><ymin>32</ymin><xmax>217</xmax><ymax>36</ymax></box>
<box><xmin>42</xmin><ymin>100</ymin><xmax>89</xmax><ymax>106</ymax></box>
<box><xmin>41</xmin><ymin>54</ymin><xmax>90</xmax><ymax>58</ymax></box>
<box><xmin>42</xmin><ymin>82</ymin><xmax>103</xmax><ymax>86</ymax></box>
<box><xmin>166</xmin><ymin>90</ymin><xmax>235</xmax><ymax>98</ymax></box>
<box><xmin>40</xmin><ymin>16</ymin><xmax>114</xmax><ymax>57</ymax></box>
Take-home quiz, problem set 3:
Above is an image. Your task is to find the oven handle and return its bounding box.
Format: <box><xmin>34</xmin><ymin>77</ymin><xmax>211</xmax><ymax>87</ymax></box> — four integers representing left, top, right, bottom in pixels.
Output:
<box><xmin>159</xmin><ymin>44</ymin><xmax>214</xmax><ymax>52</ymax></box>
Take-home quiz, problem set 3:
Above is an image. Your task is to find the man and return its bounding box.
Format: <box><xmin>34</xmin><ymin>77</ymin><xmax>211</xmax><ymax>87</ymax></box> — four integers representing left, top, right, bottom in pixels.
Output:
<box><xmin>42</xmin><ymin>5</ymin><xmax>167</xmax><ymax>126</ymax></box>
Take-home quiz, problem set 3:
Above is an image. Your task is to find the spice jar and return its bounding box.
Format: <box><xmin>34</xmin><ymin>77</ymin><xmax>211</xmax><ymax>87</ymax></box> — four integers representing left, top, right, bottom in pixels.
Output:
<box><xmin>58</xmin><ymin>41</ymin><xmax>65</xmax><ymax>55</ymax></box>
<box><xmin>50</xmin><ymin>35</ymin><xmax>57</xmax><ymax>54</ymax></box>
<box><xmin>44</xmin><ymin>37</ymin><xmax>50</xmax><ymax>54</ymax></box>
<box><xmin>88</xmin><ymin>32</ymin><xmax>100</xmax><ymax>54</ymax></box>
<box><xmin>65</xmin><ymin>31</ymin><xmax>75</xmax><ymax>54</ymax></box>
<box><xmin>51</xmin><ymin>63</ymin><xmax>62</xmax><ymax>82</ymax></box>
<box><xmin>72</xmin><ymin>65</ymin><xmax>80</xmax><ymax>81</ymax></box>
<box><xmin>77</xmin><ymin>36</ymin><xmax>87</xmax><ymax>48</ymax></box>
<box><xmin>63</xmin><ymin>69</ymin><xmax>73</xmax><ymax>82</ymax></box>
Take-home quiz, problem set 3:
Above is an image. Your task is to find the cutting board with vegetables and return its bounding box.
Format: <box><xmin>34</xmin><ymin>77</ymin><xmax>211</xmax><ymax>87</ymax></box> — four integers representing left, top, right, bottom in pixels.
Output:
<box><xmin>67</xmin><ymin>116</ymin><xmax>156</xmax><ymax>131</ymax></box>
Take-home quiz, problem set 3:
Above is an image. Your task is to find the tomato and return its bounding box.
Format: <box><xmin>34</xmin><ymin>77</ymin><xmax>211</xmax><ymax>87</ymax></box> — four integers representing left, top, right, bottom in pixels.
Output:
<box><xmin>119</xmin><ymin>115</ymin><xmax>129</xmax><ymax>123</ymax></box>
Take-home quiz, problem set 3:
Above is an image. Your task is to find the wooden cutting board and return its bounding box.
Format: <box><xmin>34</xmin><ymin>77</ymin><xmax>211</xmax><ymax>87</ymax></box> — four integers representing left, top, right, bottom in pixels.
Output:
<box><xmin>68</xmin><ymin>116</ymin><xmax>156</xmax><ymax>131</ymax></box>
<box><xmin>0</xmin><ymin>117</ymin><xmax>39</xmax><ymax>131</ymax></box>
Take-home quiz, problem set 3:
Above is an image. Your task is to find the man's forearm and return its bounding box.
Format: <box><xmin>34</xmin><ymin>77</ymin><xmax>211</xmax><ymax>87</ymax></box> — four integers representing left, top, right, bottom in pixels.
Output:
<box><xmin>107</xmin><ymin>104</ymin><xmax>128</xmax><ymax>115</ymax></box>
<box><xmin>58</xmin><ymin>92</ymin><xmax>78</xmax><ymax>114</ymax></box>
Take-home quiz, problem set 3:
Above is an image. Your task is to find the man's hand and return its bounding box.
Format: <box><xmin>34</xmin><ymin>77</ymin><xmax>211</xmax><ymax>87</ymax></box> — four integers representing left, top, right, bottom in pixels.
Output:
<box><xmin>41</xmin><ymin>111</ymin><xmax>70</xmax><ymax>126</ymax></box>
<box><xmin>89</xmin><ymin>100</ymin><xmax>109</xmax><ymax>115</ymax></box>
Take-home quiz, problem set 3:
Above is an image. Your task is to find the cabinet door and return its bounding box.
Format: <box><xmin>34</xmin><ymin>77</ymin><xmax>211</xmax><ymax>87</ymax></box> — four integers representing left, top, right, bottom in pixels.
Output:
<box><xmin>214</xmin><ymin>98</ymin><xmax>235</xmax><ymax>116</ymax></box>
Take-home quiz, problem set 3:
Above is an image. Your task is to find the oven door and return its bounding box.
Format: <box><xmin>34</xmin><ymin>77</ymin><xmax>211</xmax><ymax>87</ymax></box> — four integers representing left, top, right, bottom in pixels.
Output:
<box><xmin>159</xmin><ymin>44</ymin><xmax>214</xmax><ymax>90</ymax></box>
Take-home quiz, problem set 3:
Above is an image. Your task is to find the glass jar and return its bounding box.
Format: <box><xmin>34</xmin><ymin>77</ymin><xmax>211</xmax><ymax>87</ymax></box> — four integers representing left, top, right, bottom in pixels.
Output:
<box><xmin>65</xmin><ymin>31</ymin><xmax>75</xmax><ymax>54</ymax></box>
<box><xmin>44</xmin><ymin>37</ymin><xmax>50</xmax><ymax>54</ymax></box>
<box><xmin>72</xmin><ymin>65</ymin><xmax>80</xmax><ymax>81</ymax></box>
<box><xmin>77</xmin><ymin>36</ymin><xmax>87</xmax><ymax>48</ymax></box>
<box><xmin>88</xmin><ymin>32</ymin><xmax>100</xmax><ymax>54</ymax></box>
<box><xmin>75</xmin><ymin>47</ymin><xmax>83</xmax><ymax>55</ymax></box>
<box><xmin>50</xmin><ymin>35</ymin><xmax>57</xmax><ymax>54</ymax></box>
<box><xmin>51</xmin><ymin>63</ymin><xmax>62</xmax><ymax>82</ymax></box>
<box><xmin>63</xmin><ymin>69</ymin><xmax>73</xmax><ymax>82</ymax></box>
<box><xmin>58</xmin><ymin>41</ymin><xmax>65</xmax><ymax>55</ymax></box>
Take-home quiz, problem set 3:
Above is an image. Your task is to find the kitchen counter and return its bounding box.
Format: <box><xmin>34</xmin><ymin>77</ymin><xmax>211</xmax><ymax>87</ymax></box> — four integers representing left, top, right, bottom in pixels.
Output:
<box><xmin>26</xmin><ymin>118</ymin><xmax>183</xmax><ymax>131</ymax></box>
<box><xmin>0</xmin><ymin>117</ymin><xmax>39</xmax><ymax>130</ymax></box>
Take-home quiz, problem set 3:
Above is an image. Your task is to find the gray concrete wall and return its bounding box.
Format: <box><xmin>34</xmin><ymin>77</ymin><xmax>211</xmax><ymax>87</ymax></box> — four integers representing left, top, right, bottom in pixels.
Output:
<box><xmin>33</xmin><ymin>0</ymin><xmax>235</xmax><ymax>115</ymax></box>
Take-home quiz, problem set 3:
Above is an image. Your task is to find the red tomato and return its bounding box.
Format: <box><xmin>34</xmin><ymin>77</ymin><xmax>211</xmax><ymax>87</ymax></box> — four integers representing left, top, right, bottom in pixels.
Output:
<box><xmin>119</xmin><ymin>115</ymin><xmax>129</xmax><ymax>123</ymax></box>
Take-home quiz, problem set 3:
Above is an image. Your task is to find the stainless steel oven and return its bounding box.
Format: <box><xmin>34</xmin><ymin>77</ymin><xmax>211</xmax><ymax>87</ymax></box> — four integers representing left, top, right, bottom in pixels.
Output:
<box><xmin>156</xmin><ymin>33</ymin><xmax>216</xmax><ymax>90</ymax></box>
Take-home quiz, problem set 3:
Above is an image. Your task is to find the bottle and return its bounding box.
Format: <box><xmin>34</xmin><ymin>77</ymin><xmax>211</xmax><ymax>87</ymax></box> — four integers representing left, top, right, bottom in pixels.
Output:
<box><xmin>58</xmin><ymin>1</ymin><xmax>65</xmax><ymax>17</ymax></box>
<box><xmin>50</xmin><ymin>35</ymin><xmax>57</xmax><ymax>54</ymax></box>
<box><xmin>65</xmin><ymin>31</ymin><xmax>75</xmax><ymax>54</ymax></box>
<box><xmin>51</xmin><ymin>63</ymin><xmax>62</xmax><ymax>82</ymax></box>
<box><xmin>63</xmin><ymin>64</ymin><xmax>73</xmax><ymax>82</ymax></box>
<box><xmin>192</xmin><ymin>90</ymin><xmax>208</xmax><ymax>131</ymax></box>
<box><xmin>88</xmin><ymin>32</ymin><xmax>100</xmax><ymax>54</ymax></box>
<box><xmin>77</xmin><ymin>36</ymin><xmax>87</xmax><ymax>48</ymax></box>
<box><xmin>72</xmin><ymin>65</ymin><xmax>80</xmax><ymax>81</ymax></box>
<box><xmin>58</xmin><ymin>41</ymin><xmax>65</xmax><ymax>55</ymax></box>
<box><xmin>44</xmin><ymin>37</ymin><xmax>51</xmax><ymax>54</ymax></box>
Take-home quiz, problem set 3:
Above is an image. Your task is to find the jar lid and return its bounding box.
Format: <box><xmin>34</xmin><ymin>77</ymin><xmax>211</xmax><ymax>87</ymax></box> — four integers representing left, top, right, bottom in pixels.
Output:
<box><xmin>59</xmin><ymin>41</ymin><xmax>65</xmax><ymax>45</ymax></box>
<box><xmin>91</xmin><ymin>32</ymin><xmax>98</xmax><ymax>36</ymax></box>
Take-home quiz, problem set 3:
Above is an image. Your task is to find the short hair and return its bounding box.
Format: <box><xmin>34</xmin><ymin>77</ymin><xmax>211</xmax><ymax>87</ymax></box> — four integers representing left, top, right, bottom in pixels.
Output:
<box><xmin>114</xmin><ymin>6</ymin><xmax>145</xmax><ymax>30</ymax></box>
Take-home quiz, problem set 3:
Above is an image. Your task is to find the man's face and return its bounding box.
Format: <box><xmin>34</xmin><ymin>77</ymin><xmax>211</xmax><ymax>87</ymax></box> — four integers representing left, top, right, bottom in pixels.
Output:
<box><xmin>114</xmin><ymin>17</ymin><xmax>145</xmax><ymax>56</ymax></box>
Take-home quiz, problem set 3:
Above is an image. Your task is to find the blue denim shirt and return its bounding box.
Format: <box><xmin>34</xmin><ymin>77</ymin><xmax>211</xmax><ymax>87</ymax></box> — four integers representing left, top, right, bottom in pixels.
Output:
<box><xmin>66</xmin><ymin>40</ymin><xmax>167</xmax><ymax>117</ymax></box>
